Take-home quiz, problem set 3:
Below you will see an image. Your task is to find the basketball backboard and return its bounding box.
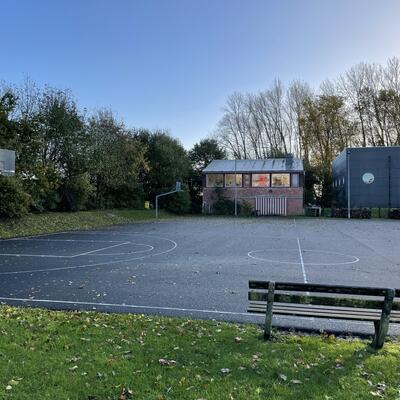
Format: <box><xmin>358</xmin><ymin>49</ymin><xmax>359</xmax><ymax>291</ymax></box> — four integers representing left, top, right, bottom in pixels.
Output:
<box><xmin>0</xmin><ymin>149</ymin><xmax>16</xmax><ymax>176</ymax></box>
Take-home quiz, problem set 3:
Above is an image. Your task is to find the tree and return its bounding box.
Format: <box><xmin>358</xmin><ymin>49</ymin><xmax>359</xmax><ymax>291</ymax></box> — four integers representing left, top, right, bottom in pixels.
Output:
<box><xmin>189</xmin><ymin>138</ymin><xmax>226</xmax><ymax>212</ymax></box>
<box><xmin>0</xmin><ymin>90</ymin><xmax>18</xmax><ymax>149</ymax></box>
<box><xmin>87</xmin><ymin>110</ymin><xmax>148</xmax><ymax>208</ymax></box>
<box><xmin>135</xmin><ymin>130</ymin><xmax>190</xmax><ymax>203</ymax></box>
<box><xmin>299</xmin><ymin>95</ymin><xmax>356</xmax><ymax>206</ymax></box>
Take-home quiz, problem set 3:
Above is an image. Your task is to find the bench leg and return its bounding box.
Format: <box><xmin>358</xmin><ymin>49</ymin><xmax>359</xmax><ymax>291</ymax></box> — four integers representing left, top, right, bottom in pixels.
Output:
<box><xmin>372</xmin><ymin>321</ymin><xmax>380</xmax><ymax>349</ymax></box>
<box><xmin>372</xmin><ymin>289</ymin><xmax>395</xmax><ymax>349</ymax></box>
<box><xmin>373</xmin><ymin>320</ymin><xmax>390</xmax><ymax>350</ymax></box>
<box><xmin>264</xmin><ymin>282</ymin><xmax>275</xmax><ymax>340</ymax></box>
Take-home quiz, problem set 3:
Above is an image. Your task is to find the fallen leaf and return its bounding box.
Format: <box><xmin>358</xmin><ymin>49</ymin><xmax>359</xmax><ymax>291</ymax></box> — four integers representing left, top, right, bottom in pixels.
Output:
<box><xmin>159</xmin><ymin>358</ymin><xmax>176</xmax><ymax>367</ymax></box>
<box><xmin>118</xmin><ymin>387</ymin><xmax>133</xmax><ymax>400</ymax></box>
<box><xmin>220</xmin><ymin>368</ymin><xmax>230</xmax><ymax>374</ymax></box>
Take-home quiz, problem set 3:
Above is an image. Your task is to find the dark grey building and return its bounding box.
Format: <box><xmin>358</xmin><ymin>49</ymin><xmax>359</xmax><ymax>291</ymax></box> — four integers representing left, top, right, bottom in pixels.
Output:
<box><xmin>332</xmin><ymin>147</ymin><xmax>400</xmax><ymax>209</ymax></box>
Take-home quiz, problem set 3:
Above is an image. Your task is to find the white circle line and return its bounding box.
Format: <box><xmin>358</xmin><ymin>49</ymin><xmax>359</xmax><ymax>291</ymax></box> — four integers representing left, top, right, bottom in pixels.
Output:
<box><xmin>248</xmin><ymin>249</ymin><xmax>360</xmax><ymax>266</ymax></box>
<box><xmin>88</xmin><ymin>244</ymin><xmax>155</xmax><ymax>256</ymax></box>
<box><xmin>0</xmin><ymin>234</ymin><xmax>177</xmax><ymax>275</ymax></box>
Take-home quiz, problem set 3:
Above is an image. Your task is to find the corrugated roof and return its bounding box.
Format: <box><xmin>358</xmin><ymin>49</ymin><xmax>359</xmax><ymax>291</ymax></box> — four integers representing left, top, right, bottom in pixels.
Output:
<box><xmin>203</xmin><ymin>158</ymin><xmax>304</xmax><ymax>173</ymax></box>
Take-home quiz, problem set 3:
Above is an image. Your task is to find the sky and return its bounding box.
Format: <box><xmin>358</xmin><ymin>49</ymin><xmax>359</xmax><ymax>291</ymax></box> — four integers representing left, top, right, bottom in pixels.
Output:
<box><xmin>1</xmin><ymin>0</ymin><xmax>400</xmax><ymax>149</ymax></box>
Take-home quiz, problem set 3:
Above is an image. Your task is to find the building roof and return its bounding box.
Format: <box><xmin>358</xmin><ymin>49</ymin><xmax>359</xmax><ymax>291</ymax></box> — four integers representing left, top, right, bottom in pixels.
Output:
<box><xmin>202</xmin><ymin>158</ymin><xmax>304</xmax><ymax>173</ymax></box>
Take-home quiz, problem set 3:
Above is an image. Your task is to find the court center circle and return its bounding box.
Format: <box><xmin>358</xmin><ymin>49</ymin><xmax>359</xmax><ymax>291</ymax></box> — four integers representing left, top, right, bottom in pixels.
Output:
<box><xmin>248</xmin><ymin>249</ymin><xmax>359</xmax><ymax>266</ymax></box>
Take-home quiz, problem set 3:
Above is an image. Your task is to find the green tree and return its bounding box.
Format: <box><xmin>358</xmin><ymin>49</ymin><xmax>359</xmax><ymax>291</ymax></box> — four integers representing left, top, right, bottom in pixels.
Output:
<box><xmin>0</xmin><ymin>90</ymin><xmax>18</xmax><ymax>149</ymax></box>
<box><xmin>300</xmin><ymin>95</ymin><xmax>355</xmax><ymax>206</ymax></box>
<box><xmin>87</xmin><ymin>110</ymin><xmax>148</xmax><ymax>208</ymax></box>
<box><xmin>188</xmin><ymin>138</ymin><xmax>226</xmax><ymax>212</ymax></box>
<box><xmin>135</xmin><ymin>130</ymin><xmax>190</xmax><ymax>203</ymax></box>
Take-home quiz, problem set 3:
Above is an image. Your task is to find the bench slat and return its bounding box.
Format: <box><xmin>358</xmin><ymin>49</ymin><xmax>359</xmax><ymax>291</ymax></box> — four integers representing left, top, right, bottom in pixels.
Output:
<box><xmin>249</xmin><ymin>291</ymin><xmax>385</xmax><ymax>310</ymax></box>
<box><xmin>248</xmin><ymin>303</ymin><xmax>400</xmax><ymax>322</ymax></box>
<box><xmin>248</xmin><ymin>306</ymin><xmax>381</xmax><ymax>321</ymax></box>
<box><xmin>250</xmin><ymin>301</ymin><xmax>382</xmax><ymax>315</ymax></box>
<box><xmin>249</xmin><ymin>281</ymin><xmax>391</xmax><ymax>296</ymax></box>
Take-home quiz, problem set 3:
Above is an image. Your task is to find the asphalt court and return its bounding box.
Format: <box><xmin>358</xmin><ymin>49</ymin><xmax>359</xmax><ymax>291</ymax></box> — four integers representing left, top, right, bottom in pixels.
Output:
<box><xmin>1</xmin><ymin>217</ymin><xmax>399</xmax><ymax>336</ymax></box>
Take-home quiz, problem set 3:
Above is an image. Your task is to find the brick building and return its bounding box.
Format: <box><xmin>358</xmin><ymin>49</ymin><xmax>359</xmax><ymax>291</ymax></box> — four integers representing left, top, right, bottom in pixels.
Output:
<box><xmin>202</xmin><ymin>157</ymin><xmax>304</xmax><ymax>216</ymax></box>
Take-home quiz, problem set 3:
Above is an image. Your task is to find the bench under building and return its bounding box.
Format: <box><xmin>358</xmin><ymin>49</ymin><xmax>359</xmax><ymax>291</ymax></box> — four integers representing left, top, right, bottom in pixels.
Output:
<box><xmin>202</xmin><ymin>157</ymin><xmax>304</xmax><ymax>216</ymax></box>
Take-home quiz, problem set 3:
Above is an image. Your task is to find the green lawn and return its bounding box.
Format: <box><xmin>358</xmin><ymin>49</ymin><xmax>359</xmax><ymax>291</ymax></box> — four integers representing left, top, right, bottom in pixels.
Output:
<box><xmin>0</xmin><ymin>306</ymin><xmax>399</xmax><ymax>399</ymax></box>
<box><xmin>0</xmin><ymin>209</ymin><xmax>174</xmax><ymax>239</ymax></box>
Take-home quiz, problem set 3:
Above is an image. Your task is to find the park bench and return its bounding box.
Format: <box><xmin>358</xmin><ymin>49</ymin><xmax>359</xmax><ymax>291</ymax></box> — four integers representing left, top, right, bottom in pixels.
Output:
<box><xmin>247</xmin><ymin>281</ymin><xmax>400</xmax><ymax>349</ymax></box>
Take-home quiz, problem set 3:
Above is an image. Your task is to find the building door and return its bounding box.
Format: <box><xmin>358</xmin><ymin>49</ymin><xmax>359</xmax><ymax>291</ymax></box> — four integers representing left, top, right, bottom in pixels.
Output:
<box><xmin>255</xmin><ymin>196</ymin><xmax>287</xmax><ymax>216</ymax></box>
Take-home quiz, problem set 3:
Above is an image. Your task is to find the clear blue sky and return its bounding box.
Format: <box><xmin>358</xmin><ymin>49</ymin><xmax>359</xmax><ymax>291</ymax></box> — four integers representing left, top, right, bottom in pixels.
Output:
<box><xmin>2</xmin><ymin>0</ymin><xmax>400</xmax><ymax>148</ymax></box>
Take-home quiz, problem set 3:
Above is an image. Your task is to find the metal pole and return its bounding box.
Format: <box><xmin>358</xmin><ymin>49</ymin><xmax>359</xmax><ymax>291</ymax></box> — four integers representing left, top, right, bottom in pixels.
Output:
<box><xmin>347</xmin><ymin>149</ymin><xmax>351</xmax><ymax>219</ymax></box>
<box><xmin>388</xmin><ymin>155</ymin><xmax>392</xmax><ymax>212</ymax></box>
<box><xmin>155</xmin><ymin>195</ymin><xmax>159</xmax><ymax>218</ymax></box>
<box><xmin>234</xmin><ymin>158</ymin><xmax>238</xmax><ymax>217</ymax></box>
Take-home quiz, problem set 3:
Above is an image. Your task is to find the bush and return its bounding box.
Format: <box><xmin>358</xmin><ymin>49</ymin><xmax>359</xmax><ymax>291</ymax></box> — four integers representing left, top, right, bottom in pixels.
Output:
<box><xmin>164</xmin><ymin>189</ymin><xmax>191</xmax><ymax>214</ymax></box>
<box><xmin>0</xmin><ymin>175</ymin><xmax>31</xmax><ymax>218</ymax></box>
<box><xmin>389</xmin><ymin>209</ymin><xmax>400</xmax><ymax>219</ymax></box>
<box><xmin>212</xmin><ymin>187</ymin><xmax>240</xmax><ymax>215</ymax></box>
<box><xmin>105</xmin><ymin>184</ymin><xmax>145</xmax><ymax>209</ymax></box>
<box><xmin>23</xmin><ymin>165</ymin><xmax>61</xmax><ymax>212</ymax></box>
<box><xmin>60</xmin><ymin>173</ymin><xmax>95</xmax><ymax>211</ymax></box>
<box><xmin>240</xmin><ymin>201</ymin><xmax>253</xmax><ymax>217</ymax></box>
<box><xmin>331</xmin><ymin>208</ymin><xmax>371</xmax><ymax>219</ymax></box>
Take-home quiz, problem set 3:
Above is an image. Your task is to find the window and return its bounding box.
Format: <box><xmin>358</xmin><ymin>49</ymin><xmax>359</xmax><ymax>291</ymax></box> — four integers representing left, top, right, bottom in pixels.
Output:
<box><xmin>252</xmin><ymin>173</ymin><xmax>270</xmax><ymax>187</ymax></box>
<box><xmin>206</xmin><ymin>174</ymin><xmax>223</xmax><ymax>187</ymax></box>
<box><xmin>225</xmin><ymin>174</ymin><xmax>242</xmax><ymax>187</ymax></box>
<box><xmin>291</xmin><ymin>173</ymin><xmax>299</xmax><ymax>188</ymax></box>
<box><xmin>271</xmin><ymin>173</ymin><xmax>290</xmax><ymax>187</ymax></box>
<box><xmin>243</xmin><ymin>174</ymin><xmax>251</xmax><ymax>187</ymax></box>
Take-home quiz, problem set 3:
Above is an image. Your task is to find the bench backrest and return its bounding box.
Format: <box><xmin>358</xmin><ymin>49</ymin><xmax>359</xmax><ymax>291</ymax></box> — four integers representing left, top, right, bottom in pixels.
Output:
<box><xmin>248</xmin><ymin>281</ymin><xmax>399</xmax><ymax>311</ymax></box>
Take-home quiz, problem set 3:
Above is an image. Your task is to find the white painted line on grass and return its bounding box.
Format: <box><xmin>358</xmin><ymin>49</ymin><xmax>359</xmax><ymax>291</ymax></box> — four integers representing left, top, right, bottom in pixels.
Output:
<box><xmin>0</xmin><ymin>296</ymin><xmax>253</xmax><ymax>317</ymax></box>
<box><xmin>297</xmin><ymin>237</ymin><xmax>308</xmax><ymax>283</ymax></box>
<box><xmin>72</xmin><ymin>242</ymin><xmax>130</xmax><ymax>257</ymax></box>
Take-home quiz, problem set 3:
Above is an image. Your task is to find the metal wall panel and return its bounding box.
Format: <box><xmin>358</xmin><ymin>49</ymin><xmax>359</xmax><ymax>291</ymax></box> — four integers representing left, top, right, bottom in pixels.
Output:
<box><xmin>256</xmin><ymin>196</ymin><xmax>287</xmax><ymax>216</ymax></box>
<box><xmin>332</xmin><ymin>147</ymin><xmax>400</xmax><ymax>208</ymax></box>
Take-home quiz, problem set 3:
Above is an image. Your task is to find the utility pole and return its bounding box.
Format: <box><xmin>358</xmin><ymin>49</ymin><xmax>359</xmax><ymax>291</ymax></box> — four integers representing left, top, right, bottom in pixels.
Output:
<box><xmin>347</xmin><ymin>149</ymin><xmax>351</xmax><ymax>219</ymax></box>
<box><xmin>234</xmin><ymin>158</ymin><xmax>238</xmax><ymax>217</ymax></box>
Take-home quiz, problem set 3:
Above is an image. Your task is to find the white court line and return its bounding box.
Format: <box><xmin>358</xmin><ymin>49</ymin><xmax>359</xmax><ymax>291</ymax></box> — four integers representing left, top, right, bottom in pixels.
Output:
<box><xmin>0</xmin><ymin>234</ymin><xmax>177</xmax><ymax>275</ymax></box>
<box><xmin>247</xmin><ymin>249</ymin><xmax>359</xmax><ymax>266</ymax></box>
<box><xmin>72</xmin><ymin>242</ymin><xmax>130</xmax><ymax>257</ymax></box>
<box><xmin>9</xmin><ymin>238</ymin><xmax>126</xmax><ymax>243</ymax></box>
<box><xmin>297</xmin><ymin>237</ymin><xmax>308</xmax><ymax>283</ymax></box>
<box><xmin>0</xmin><ymin>253</ymin><xmax>72</xmax><ymax>258</ymax></box>
<box><xmin>0</xmin><ymin>296</ymin><xmax>254</xmax><ymax>317</ymax></box>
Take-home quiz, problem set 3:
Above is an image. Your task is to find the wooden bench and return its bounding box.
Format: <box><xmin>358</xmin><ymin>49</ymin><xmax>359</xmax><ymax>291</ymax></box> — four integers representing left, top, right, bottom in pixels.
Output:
<box><xmin>248</xmin><ymin>281</ymin><xmax>400</xmax><ymax>349</ymax></box>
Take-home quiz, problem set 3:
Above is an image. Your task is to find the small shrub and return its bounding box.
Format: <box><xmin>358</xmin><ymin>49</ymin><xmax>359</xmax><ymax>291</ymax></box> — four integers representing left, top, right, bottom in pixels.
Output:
<box><xmin>60</xmin><ymin>173</ymin><xmax>95</xmax><ymax>211</ymax></box>
<box><xmin>212</xmin><ymin>187</ymin><xmax>240</xmax><ymax>215</ymax></box>
<box><xmin>23</xmin><ymin>165</ymin><xmax>61</xmax><ymax>212</ymax></box>
<box><xmin>240</xmin><ymin>201</ymin><xmax>253</xmax><ymax>217</ymax></box>
<box><xmin>0</xmin><ymin>175</ymin><xmax>31</xmax><ymax>218</ymax></box>
<box><xmin>389</xmin><ymin>209</ymin><xmax>400</xmax><ymax>219</ymax></box>
<box><xmin>164</xmin><ymin>189</ymin><xmax>191</xmax><ymax>214</ymax></box>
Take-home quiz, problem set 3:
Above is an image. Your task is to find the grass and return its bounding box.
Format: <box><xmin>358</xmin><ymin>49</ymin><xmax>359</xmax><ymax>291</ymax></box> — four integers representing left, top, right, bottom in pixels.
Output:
<box><xmin>0</xmin><ymin>209</ymin><xmax>174</xmax><ymax>239</ymax></box>
<box><xmin>0</xmin><ymin>306</ymin><xmax>399</xmax><ymax>399</ymax></box>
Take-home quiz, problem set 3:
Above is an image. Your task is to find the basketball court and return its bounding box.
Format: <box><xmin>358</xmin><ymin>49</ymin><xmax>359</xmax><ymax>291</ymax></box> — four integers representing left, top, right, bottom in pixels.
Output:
<box><xmin>1</xmin><ymin>217</ymin><xmax>399</xmax><ymax>335</ymax></box>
